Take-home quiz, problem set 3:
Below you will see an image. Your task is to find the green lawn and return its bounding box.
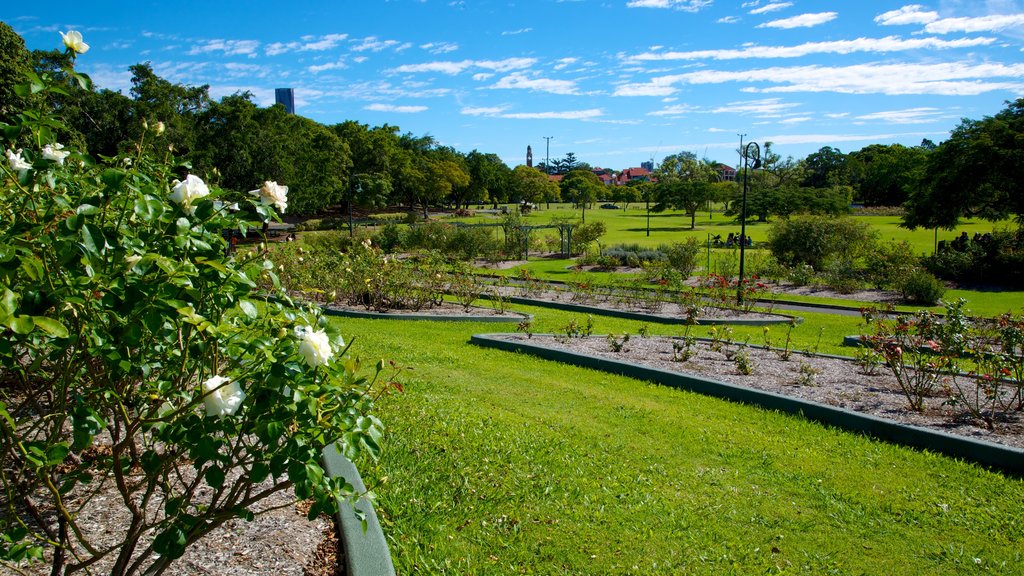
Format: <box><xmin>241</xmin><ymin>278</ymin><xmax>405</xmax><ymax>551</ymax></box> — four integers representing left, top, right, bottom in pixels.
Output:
<box><xmin>342</xmin><ymin>303</ymin><xmax>1024</xmax><ymax>575</ymax></box>
<box><xmin>444</xmin><ymin>203</ymin><xmax>1013</xmax><ymax>256</ymax></box>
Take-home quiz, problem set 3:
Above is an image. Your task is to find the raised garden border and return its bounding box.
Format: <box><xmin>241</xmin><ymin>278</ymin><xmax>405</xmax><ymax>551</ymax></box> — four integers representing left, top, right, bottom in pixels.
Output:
<box><xmin>321</xmin><ymin>305</ymin><xmax>531</xmax><ymax>323</ymax></box>
<box><xmin>478</xmin><ymin>293</ymin><xmax>802</xmax><ymax>326</ymax></box>
<box><xmin>321</xmin><ymin>443</ymin><xmax>396</xmax><ymax>576</ymax></box>
<box><xmin>470</xmin><ymin>333</ymin><xmax>1024</xmax><ymax>476</ymax></box>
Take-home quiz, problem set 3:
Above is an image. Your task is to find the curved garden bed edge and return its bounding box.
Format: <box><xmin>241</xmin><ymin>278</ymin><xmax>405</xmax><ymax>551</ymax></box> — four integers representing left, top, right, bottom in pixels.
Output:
<box><xmin>321</xmin><ymin>443</ymin><xmax>396</xmax><ymax>576</ymax></box>
<box><xmin>470</xmin><ymin>333</ymin><xmax>1024</xmax><ymax>476</ymax></box>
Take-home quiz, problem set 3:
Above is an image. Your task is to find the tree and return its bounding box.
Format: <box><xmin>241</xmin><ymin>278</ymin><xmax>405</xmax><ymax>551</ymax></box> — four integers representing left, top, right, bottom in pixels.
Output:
<box><xmin>560</xmin><ymin>169</ymin><xmax>603</xmax><ymax>222</ymax></box>
<box><xmin>0</xmin><ymin>22</ymin><xmax>31</xmax><ymax>119</ymax></box>
<box><xmin>848</xmin><ymin>144</ymin><xmax>927</xmax><ymax>207</ymax></box>
<box><xmin>510</xmin><ymin>164</ymin><xmax>553</xmax><ymax>205</ymax></box>
<box><xmin>461</xmin><ymin>150</ymin><xmax>510</xmax><ymax>207</ymax></box>
<box><xmin>653</xmin><ymin>151</ymin><xmax>720</xmax><ymax>228</ymax></box>
<box><xmin>801</xmin><ymin>146</ymin><xmax>849</xmax><ymax>189</ymax></box>
<box><xmin>128</xmin><ymin>63</ymin><xmax>211</xmax><ymax>157</ymax></box>
<box><xmin>904</xmin><ymin>99</ymin><xmax>1024</xmax><ymax>229</ymax></box>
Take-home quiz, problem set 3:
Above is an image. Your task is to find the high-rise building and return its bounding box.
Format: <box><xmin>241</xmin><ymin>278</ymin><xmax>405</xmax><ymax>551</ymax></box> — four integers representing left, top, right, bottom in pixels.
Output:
<box><xmin>527</xmin><ymin>145</ymin><xmax>533</xmax><ymax>168</ymax></box>
<box><xmin>275</xmin><ymin>88</ymin><xmax>295</xmax><ymax>114</ymax></box>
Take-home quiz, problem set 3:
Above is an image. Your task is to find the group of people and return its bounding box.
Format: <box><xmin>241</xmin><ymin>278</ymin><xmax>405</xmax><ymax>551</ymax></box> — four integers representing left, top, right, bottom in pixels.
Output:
<box><xmin>945</xmin><ymin>231</ymin><xmax>992</xmax><ymax>252</ymax></box>
<box><xmin>711</xmin><ymin>233</ymin><xmax>753</xmax><ymax>247</ymax></box>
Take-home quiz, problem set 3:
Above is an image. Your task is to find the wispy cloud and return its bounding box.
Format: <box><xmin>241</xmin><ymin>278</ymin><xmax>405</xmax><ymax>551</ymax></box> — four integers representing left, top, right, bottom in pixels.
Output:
<box><xmin>421</xmin><ymin>41</ymin><xmax>459</xmax><ymax>54</ymax></box>
<box><xmin>308</xmin><ymin>60</ymin><xmax>347</xmax><ymax>73</ymax></box>
<box><xmin>351</xmin><ymin>36</ymin><xmax>412</xmax><ymax>52</ymax></box>
<box><xmin>854</xmin><ymin>107</ymin><xmax>947</xmax><ymax>124</ymax></box>
<box><xmin>758</xmin><ymin>12</ymin><xmax>838</xmax><ymax>29</ymax></box>
<box><xmin>874</xmin><ymin>5</ymin><xmax>939</xmax><ymax>26</ymax></box>
<box><xmin>718</xmin><ymin>16</ymin><xmax>741</xmax><ymax>24</ymax></box>
<box><xmin>749</xmin><ymin>2</ymin><xmax>792</xmax><ymax>15</ymax></box>
<box><xmin>616</xmin><ymin>62</ymin><xmax>1024</xmax><ymax>96</ymax></box>
<box><xmin>925</xmin><ymin>14</ymin><xmax>1024</xmax><ymax>34</ymax></box>
<box><xmin>489</xmin><ymin>72</ymin><xmax>579</xmax><ymax>95</ymax></box>
<box><xmin>188</xmin><ymin>39</ymin><xmax>260</xmax><ymax>57</ymax></box>
<box><xmin>392</xmin><ymin>57</ymin><xmax>537</xmax><ymax>75</ymax></box>
<box><xmin>626</xmin><ymin>36</ymin><xmax>997</xmax><ymax>62</ymax></box>
<box><xmin>364</xmin><ymin>103</ymin><xmax>428</xmax><ymax>113</ymax></box>
<box><xmin>648</xmin><ymin>98</ymin><xmax>801</xmax><ymax>117</ymax></box>
<box><xmin>502</xmin><ymin>28</ymin><xmax>532</xmax><ymax>36</ymax></box>
<box><xmin>461</xmin><ymin>105</ymin><xmax>603</xmax><ymax>120</ymax></box>
<box><xmin>625</xmin><ymin>0</ymin><xmax>714</xmax><ymax>12</ymax></box>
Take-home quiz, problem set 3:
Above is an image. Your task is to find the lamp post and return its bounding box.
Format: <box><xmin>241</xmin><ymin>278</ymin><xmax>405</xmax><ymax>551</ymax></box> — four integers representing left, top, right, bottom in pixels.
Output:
<box><xmin>738</xmin><ymin>139</ymin><xmax>760</xmax><ymax>304</ymax></box>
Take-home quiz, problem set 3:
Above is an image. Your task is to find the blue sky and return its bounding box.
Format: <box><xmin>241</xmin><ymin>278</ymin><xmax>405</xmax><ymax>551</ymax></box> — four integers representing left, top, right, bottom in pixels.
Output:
<box><xmin>5</xmin><ymin>1</ymin><xmax>1024</xmax><ymax>170</ymax></box>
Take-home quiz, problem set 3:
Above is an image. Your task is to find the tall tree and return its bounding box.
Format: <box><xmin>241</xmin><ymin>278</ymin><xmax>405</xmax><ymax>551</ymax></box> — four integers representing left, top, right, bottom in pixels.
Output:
<box><xmin>848</xmin><ymin>144</ymin><xmax>927</xmax><ymax>207</ymax></box>
<box><xmin>0</xmin><ymin>22</ymin><xmax>31</xmax><ymax>119</ymax></box>
<box><xmin>801</xmin><ymin>146</ymin><xmax>849</xmax><ymax>188</ymax></box>
<box><xmin>904</xmin><ymin>98</ymin><xmax>1024</xmax><ymax>229</ymax></box>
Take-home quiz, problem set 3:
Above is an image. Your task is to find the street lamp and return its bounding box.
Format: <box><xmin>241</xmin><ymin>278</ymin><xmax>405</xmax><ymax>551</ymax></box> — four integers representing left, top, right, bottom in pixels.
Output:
<box><xmin>738</xmin><ymin>139</ymin><xmax>761</xmax><ymax>304</ymax></box>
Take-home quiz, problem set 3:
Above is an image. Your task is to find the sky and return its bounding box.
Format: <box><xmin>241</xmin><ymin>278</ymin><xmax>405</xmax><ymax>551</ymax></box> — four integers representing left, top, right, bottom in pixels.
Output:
<box><xmin>4</xmin><ymin>1</ymin><xmax>1024</xmax><ymax>170</ymax></box>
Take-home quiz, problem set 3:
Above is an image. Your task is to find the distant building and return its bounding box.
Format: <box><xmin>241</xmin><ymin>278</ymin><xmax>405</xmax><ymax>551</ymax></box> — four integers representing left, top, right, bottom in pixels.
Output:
<box><xmin>275</xmin><ymin>88</ymin><xmax>295</xmax><ymax>114</ymax></box>
<box><xmin>527</xmin><ymin>145</ymin><xmax>533</xmax><ymax>168</ymax></box>
<box><xmin>616</xmin><ymin>166</ymin><xmax>652</xmax><ymax>185</ymax></box>
<box><xmin>716</xmin><ymin>164</ymin><xmax>737</xmax><ymax>181</ymax></box>
<box><xmin>641</xmin><ymin>160</ymin><xmax>654</xmax><ymax>172</ymax></box>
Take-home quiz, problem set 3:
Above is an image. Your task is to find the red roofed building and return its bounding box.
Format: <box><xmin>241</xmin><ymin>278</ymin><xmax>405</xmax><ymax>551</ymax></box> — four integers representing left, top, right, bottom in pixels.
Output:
<box><xmin>616</xmin><ymin>167</ymin><xmax>651</xmax><ymax>184</ymax></box>
<box><xmin>717</xmin><ymin>164</ymin><xmax>737</xmax><ymax>181</ymax></box>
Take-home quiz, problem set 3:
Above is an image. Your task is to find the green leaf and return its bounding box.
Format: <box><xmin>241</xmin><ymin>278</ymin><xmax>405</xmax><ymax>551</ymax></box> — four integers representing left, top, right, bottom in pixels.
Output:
<box><xmin>81</xmin><ymin>224</ymin><xmax>104</xmax><ymax>256</ymax></box>
<box><xmin>76</xmin><ymin>204</ymin><xmax>100</xmax><ymax>216</ymax></box>
<box><xmin>238</xmin><ymin>300</ymin><xmax>257</xmax><ymax>319</ymax></box>
<box><xmin>72</xmin><ymin>71</ymin><xmax>92</xmax><ymax>91</ymax></box>
<box><xmin>32</xmin><ymin>316</ymin><xmax>68</xmax><ymax>338</ymax></box>
<box><xmin>0</xmin><ymin>288</ymin><xmax>17</xmax><ymax>317</ymax></box>
<box><xmin>153</xmin><ymin>526</ymin><xmax>187</xmax><ymax>560</ymax></box>
<box><xmin>10</xmin><ymin>315</ymin><xmax>34</xmax><ymax>335</ymax></box>
<box><xmin>205</xmin><ymin>465</ymin><xmax>225</xmax><ymax>489</ymax></box>
<box><xmin>134</xmin><ymin>196</ymin><xmax>164</xmax><ymax>221</ymax></box>
<box><xmin>46</xmin><ymin>443</ymin><xmax>70</xmax><ymax>467</ymax></box>
<box><xmin>249</xmin><ymin>462</ymin><xmax>270</xmax><ymax>483</ymax></box>
<box><xmin>101</xmin><ymin>168</ymin><xmax>126</xmax><ymax>189</ymax></box>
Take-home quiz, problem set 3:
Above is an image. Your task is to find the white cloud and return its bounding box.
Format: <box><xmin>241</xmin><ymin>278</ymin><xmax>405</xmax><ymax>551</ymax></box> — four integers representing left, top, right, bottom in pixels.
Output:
<box><xmin>925</xmin><ymin>14</ymin><xmax>1024</xmax><ymax>34</ymax></box>
<box><xmin>762</xmin><ymin>131</ymin><xmax>945</xmax><ymax>146</ymax></box>
<box><xmin>622</xmin><ymin>62</ymin><xmax>1024</xmax><ymax>96</ymax></box>
<box><xmin>502</xmin><ymin>28</ymin><xmax>533</xmax><ymax>35</ymax></box>
<box><xmin>874</xmin><ymin>5</ymin><xmax>939</xmax><ymax>26</ymax></box>
<box><xmin>647</xmin><ymin>104</ymin><xmax>700</xmax><ymax>116</ymax></box>
<box><xmin>502</xmin><ymin>109</ymin><xmax>604</xmax><ymax>120</ymax></box>
<box><xmin>626</xmin><ymin>36</ymin><xmax>996</xmax><ymax>62</ymax></box>
<box><xmin>490</xmin><ymin>72</ymin><xmax>579</xmax><ymax>95</ymax></box>
<box><xmin>758</xmin><ymin>12</ymin><xmax>838</xmax><ymax>29</ymax></box>
<box><xmin>392</xmin><ymin>57</ymin><xmax>535</xmax><ymax>75</ymax></box>
<box><xmin>554</xmin><ymin>57</ymin><xmax>579</xmax><ymax>70</ymax></box>
<box><xmin>854</xmin><ymin>107</ymin><xmax>946</xmax><ymax>124</ymax></box>
<box><xmin>188</xmin><ymin>39</ymin><xmax>260</xmax><ymax>57</ymax></box>
<box><xmin>778</xmin><ymin>116</ymin><xmax>812</xmax><ymax>124</ymax></box>
<box><xmin>302</xmin><ymin>33</ymin><xmax>350</xmax><ymax>51</ymax></box>
<box><xmin>473</xmin><ymin>73</ymin><xmax>495</xmax><ymax>81</ymax></box>
<box><xmin>364</xmin><ymin>103</ymin><xmax>428</xmax><ymax>113</ymax></box>
<box><xmin>718</xmin><ymin>16</ymin><xmax>741</xmax><ymax>24</ymax></box>
<box><xmin>460</xmin><ymin>107</ymin><xmax>603</xmax><ymax>120</ymax></box>
<box><xmin>352</xmin><ymin>37</ymin><xmax>411</xmax><ymax>52</ymax></box>
<box><xmin>625</xmin><ymin>0</ymin><xmax>714</xmax><ymax>12</ymax></box>
<box><xmin>749</xmin><ymin>2</ymin><xmax>792</xmax><ymax>15</ymax></box>
<box><xmin>421</xmin><ymin>41</ymin><xmax>459</xmax><ymax>54</ymax></box>
<box><xmin>308</xmin><ymin>60</ymin><xmax>347</xmax><ymax>73</ymax></box>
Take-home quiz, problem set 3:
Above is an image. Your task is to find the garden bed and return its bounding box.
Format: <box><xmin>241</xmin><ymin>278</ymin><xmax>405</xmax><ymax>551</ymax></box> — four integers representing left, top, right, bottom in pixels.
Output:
<box><xmin>320</xmin><ymin>299</ymin><xmax>531</xmax><ymax>322</ymax></box>
<box><xmin>474</xmin><ymin>333</ymin><xmax>1024</xmax><ymax>470</ymax></box>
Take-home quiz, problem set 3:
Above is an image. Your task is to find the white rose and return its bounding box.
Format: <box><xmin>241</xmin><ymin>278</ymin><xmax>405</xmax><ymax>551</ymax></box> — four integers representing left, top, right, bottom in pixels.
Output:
<box><xmin>60</xmin><ymin>30</ymin><xmax>90</xmax><ymax>54</ymax></box>
<box><xmin>42</xmin><ymin>143</ymin><xmax>70</xmax><ymax>165</ymax></box>
<box><xmin>6</xmin><ymin>149</ymin><xmax>31</xmax><ymax>177</ymax></box>
<box><xmin>249</xmin><ymin>180</ymin><xmax>288</xmax><ymax>213</ymax></box>
<box><xmin>169</xmin><ymin>174</ymin><xmax>210</xmax><ymax>215</ymax></box>
<box><xmin>154</xmin><ymin>121</ymin><xmax>166</xmax><ymax>135</ymax></box>
<box><xmin>202</xmin><ymin>375</ymin><xmax>246</xmax><ymax>417</ymax></box>
<box><xmin>297</xmin><ymin>326</ymin><xmax>335</xmax><ymax>367</ymax></box>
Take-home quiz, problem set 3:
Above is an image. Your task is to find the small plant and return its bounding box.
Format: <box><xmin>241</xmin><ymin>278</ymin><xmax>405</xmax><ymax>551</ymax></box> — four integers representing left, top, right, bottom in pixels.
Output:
<box><xmin>775</xmin><ymin>320</ymin><xmax>798</xmax><ymax>361</ymax></box>
<box><xmin>708</xmin><ymin>326</ymin><xmax>733</xmax><ymax>354</ymax></box>
<box><xmin>734</xmin><ymin>348</ymin><xmax>755</xmax><ymax>375</ymax></box>
<box><xmin>607</xmin><ymin>333</ymin><xmax>631</xmax><ymax>352</ymax></box>
<box><xmin>516</xmin><ymin>319</ymin><xmax>534</xmax><ymax>339</ymax></box>
<box><xmin>489</xmin><ymin>275</ymin><xmax>510</xmax><ymax>314</ymax></box>
<box><xmin>559</xmin><ymin>315</ymin><xmax>595</xmax><ymax>340</ymax></box>
<box><xmin>803</xmin><ymin>327</ymin><xmax>826</xmax><ymax>357</ymax></box>
<box><xmin>672</xmin><ymin>338</ymin><xmax>697</xmax><ymax>362</ymax></box>
<box><xmin>794</xmin><ymin>362</ymin><xmax>821</xmax><ymax>386</ymax></box>
<box><xmin>762</xmin><ymin>326</ymin><xmax>772</xmax><ymax>350</ymax></box>
<box><xmin>638</xmin><ymin>324</ymin><xmax>651</xmax><ymax>338</ymax></box>
<box><xmin>854</xmin><ymin>342</ymin><xmax>883</xmax><ymax>375</ymax></box>
<box><xmin>864</xmin><ymin>311</ymin><xmax>954</xmax><ymax>412</ymax></box>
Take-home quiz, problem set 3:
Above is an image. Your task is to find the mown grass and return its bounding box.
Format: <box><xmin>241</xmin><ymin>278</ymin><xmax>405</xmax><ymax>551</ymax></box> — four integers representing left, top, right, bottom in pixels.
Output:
<box><xmin>341</xmin><ymin>303</ymin><xmax>1024</xmax><ymax>575</ymax></box>
<box><xmin>446</xmin><ymin>203</ymin><xmax>1011</xmax><ymax>256</ymax></box>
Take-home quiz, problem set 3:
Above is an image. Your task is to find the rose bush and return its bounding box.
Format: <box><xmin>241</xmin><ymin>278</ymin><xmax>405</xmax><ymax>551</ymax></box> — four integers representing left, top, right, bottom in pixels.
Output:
<box><xmin>0</xmin><ymin>33</ymin><xmax>396</xmax><ymax>575</ymax></box>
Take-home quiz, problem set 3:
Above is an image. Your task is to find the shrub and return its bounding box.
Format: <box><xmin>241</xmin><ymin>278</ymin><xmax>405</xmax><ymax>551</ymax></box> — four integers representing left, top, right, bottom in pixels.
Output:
<box><xmin>660</xmin><ymin>238</ymin><xmax>702</xmax><ymax>277</ymax></box>
<box><xmin>768</xmin><ymin>215</ymin><xmax>876</xmax><ymax>271</ymax></box>
<box><xmin>572</xmin><ymin>221</ymin><xmax>607</xmax><ymax>255</ymax></box>
<box><xmin>0</xmin><ymin>39</ymin><xmax>393</xmax><ymax>574</ymax></box>
<box><xmin>866</xmin><ymin>240</ymin><xmax>919</xmax><ymax>289</ymax></box>
<box><xmin>374</xmin><ymin>222</ymin><xmax>404</xmax><ymax>252</ymax></box>
<box><xmin>900</xmin><ymin>269</ymin><xmax>946</xmax><ymax>305</ymax></box>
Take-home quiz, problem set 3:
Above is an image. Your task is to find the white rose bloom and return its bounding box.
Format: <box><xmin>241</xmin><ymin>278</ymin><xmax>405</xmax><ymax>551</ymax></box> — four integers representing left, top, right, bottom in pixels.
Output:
<box><xmin>60</xmin><ymin>30</ymin><xmax>90</xmax><ymax>54</ymax></box>
<box><xmin>202</xmin><ymin>375</ymin><xmax>246</xmax><ymax>417</ymax></box>
<box><xmin>249</xmin><ymin>180</ymin><xmax>288</xmax><ymax>213</ymax></box>
<box><xmin>154</xmin><ymin>121</ymin><xmax>166</xmax><ymax>135</ymax></box>
<box><xmin>6</xmin><ymin>149</ymin><xmax>31</xmax><ymax>177</ymax></box>
<box><xmin>297</xmin><ymin>325</ymin><xmax>335</xmax><ymax>368</ymax></box>
<box><xmin>169</xmin><ymin>174</ymin><xmax>210</xmax><ymax>215</ymax></box>
<box><xmin>42</xmin><ymin>143</ymin><xmax>71</xmax><ymax>165</ymax></box>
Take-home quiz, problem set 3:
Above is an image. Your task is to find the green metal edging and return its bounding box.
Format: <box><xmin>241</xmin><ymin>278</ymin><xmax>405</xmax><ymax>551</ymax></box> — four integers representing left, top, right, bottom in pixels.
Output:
<box><xmin>470</xmin><ymin>334</ymin><xmax>1024</xmax><ymax>476</ymax></box>
<box><xmin>486</xmin><ymin>294</ymin><xmax>802</xmax><ymax>326</ymax></box>
<box><xmin>321</xmin><ymin>306</ymin><xmax>531</xmax><ymax>323</ymax></box>
<box><xmin>321</xmin><ymin>443</ymin><xmax>396</xmax><ymax>576</ymax></box>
